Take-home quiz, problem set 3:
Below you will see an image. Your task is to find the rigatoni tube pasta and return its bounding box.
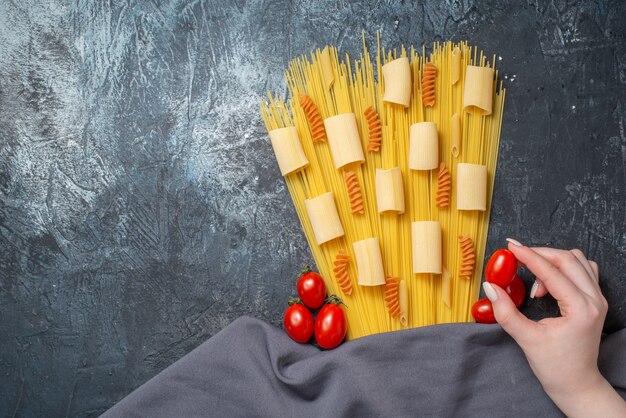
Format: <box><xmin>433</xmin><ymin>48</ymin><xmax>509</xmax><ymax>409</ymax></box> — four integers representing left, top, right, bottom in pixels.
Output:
<box><xmin>324</xmin><ymin>113</ymin><xmax>365</xmax><ymax>169</ymax></box>
<box><xmin>375</xmin><ymin>167</ymin><xmax>405</xmax><ymax>214</ymax></box>
<box><xmin>268</xmin><ymin>126</ymin><xmax>309</xmax><ymax>176</ymax></box>
<box><xmin>304</xmin><ymin>192</ymin><xmax>345</xmax><ymax>245</ymax></box>
<box><xmin>463</xmin><ymin>65</ymin><xmax>495</xmax><ymax>115</ymax></box>
<box><xmin>353</xmin><ymin>237</ymin><xmax>386</xmax><ymax>286</ymax></box>
<box><xmin>411</xmin><ymin>221</ymin><xmax>442</xmax><ymax>274</ymax></box>
<box><xmin>409</xmin><ymin>122</ymin><xmax>439</xmax><ymax>170</ymax></box>
<box><xmin>456</xmin><ymin>163</ymin><xmax>488</xmax><ymax>211</ymax></box>
<box><xmin>382</xmin><ymin>57</ymin><xmax>412</xmax><ymax>107</ymax></box>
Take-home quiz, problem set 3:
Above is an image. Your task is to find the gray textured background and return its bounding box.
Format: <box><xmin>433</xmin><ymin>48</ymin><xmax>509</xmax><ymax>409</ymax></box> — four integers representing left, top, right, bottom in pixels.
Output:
<box><xmin>0</xmin><ymin>0</ymin><xmax>624</xmax><ymax>416</ymax></box>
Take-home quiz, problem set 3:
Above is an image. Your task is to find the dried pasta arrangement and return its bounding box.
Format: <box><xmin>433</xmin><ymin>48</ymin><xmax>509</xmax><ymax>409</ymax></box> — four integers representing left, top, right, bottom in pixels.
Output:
<box><xmin>260</xmin><ymin>36</ymin><xmax>505</xmax><ymax>340</ymax></box>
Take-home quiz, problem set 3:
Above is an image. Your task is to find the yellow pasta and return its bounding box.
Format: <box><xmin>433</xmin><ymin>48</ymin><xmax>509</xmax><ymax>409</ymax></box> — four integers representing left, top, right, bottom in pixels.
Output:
<box><xmin>441</xmin><ymin>267</ymin><xmax>452</xmax><ymax>308</ymax></box>
<box><xmin>451</xmin><ymin>47</ymin><xmax>461</xmax><ymax>85</ymax></box>
<box><xmin>451</xmin><ymin>113</ymin><xmax>461</xmax><ymax>158</ymax></box>
<box><xmin>260</xmin><ymin>38</ymin><xmax>505</xmax><ymax>339</ymax></box>
<box><xmin>320</xmin><ymin>46</ymin><xmax>335</xmax><ymax>90</ymax></box>
<box><xmin>399</xmin><ymin>279</ymin><xmax>408</xmax><ymax>327</ymax></box>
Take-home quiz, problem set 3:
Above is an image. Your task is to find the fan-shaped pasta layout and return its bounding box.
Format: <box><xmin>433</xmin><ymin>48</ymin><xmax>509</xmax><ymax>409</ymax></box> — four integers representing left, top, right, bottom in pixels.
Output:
<box><xmin>261</xmin><ymin>38</ymin><xmax>505</xmax><ymax>339</ymax></box>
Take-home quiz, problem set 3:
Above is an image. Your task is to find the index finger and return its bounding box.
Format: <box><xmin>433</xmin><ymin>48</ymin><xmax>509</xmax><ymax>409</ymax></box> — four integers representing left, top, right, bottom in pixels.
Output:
<box><xmin>507</xmin><ymin>243</ymin><xmax>582</xmax><ymax>304</ymax></box>
<box><xmin>530</xmin><ymin>247</ymin><xmax>600</xmax><ymax>298</ymax></box>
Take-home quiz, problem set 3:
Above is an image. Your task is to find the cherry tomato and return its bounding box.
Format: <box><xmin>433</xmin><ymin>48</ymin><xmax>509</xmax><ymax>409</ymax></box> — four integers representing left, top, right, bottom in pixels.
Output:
<box><xmin>297</xmin><ymin>268</ymin><xmax>326</xmax><ymax>309</ymax></box>
<box><xmin>506</xmin><ymin>274</ymin><xmax>526</xmax><ymax>308</ymax></box>
<box><xmin>314</xmin><ymin>296</ymin><xmax>347</xmax><ymax>349</ymax></box>
<box><xmin>485</xmin><ymin>249</ymin><xmax>518</xmax><ymax>288</ymax></box>
<box><xmin>471</xmin><ymin>298</ymin><xmax>496</xmax><ymax>324</ymax></box>
<box><xmin>283</xmin><ymin>299</ymin><xmax>314</xmax><ymax>343</ymax></box>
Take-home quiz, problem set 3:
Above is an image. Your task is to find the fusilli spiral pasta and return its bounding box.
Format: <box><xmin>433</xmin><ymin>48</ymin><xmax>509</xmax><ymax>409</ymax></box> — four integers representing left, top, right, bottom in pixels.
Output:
<box><xmin>384</xmin><ymin>275</ymin><xmax>401</xmax><ymax>317</ymax></box>
<box><xmin>458</xmin><ymin>235</ymin><xmax>475</xmax><ymax>279</ymax></box>
<box><xmin>436</xmin><ymin>162</ymin><xmax>451</xmax><ymax>208</ymax></box>
<box><xmin>333</xmin><ymin>249</ymin><xmax>352</xmax><ymax>295</ymax></box>
<box><xmin>343</xmin><ymin>170</ymin><xmax>365</xmax><ymax>214</ymax></box>
<box><xmin>422</xmin><ymin>62</ymin><xmax>437</xmax><ymax>107</ymax></box>
<box><xmin>364</xmin><ymin>106</ymin><xmax>382</xmax><ymax>152</ymax></box>
<box><xmin>299</xmin><ymin>94</ymin><xmax>326</xmax><ymax>142</ymax></box>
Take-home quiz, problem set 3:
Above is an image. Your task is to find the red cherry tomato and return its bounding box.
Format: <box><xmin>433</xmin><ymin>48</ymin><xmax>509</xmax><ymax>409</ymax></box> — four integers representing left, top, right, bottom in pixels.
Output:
<box><xmin>297</xmin><ymin>268</ymin><xmax>326</xmax><ymax>309</ymax></box>
<box><xmin>314</xmin><ymin>296</ymin><xmax>347</xmax><ymax>349</ymax></box>
<box><xmin>506</xmin><ymin>274</ymin><xmax>526</xmax><ymax>308</ymax></box>
<box><xmin>485</xmin><ymin>249</ymin><xmax>518</xmax><ymax>288</ymax></box>
<box><xmin>471</xmin><ymin>298</ymin><xmax>496</xmax><ymax>324</ymax></box>
<box><xmin>283</xmin><ymin>300</ymin><xmax>314</xmax><ymax>343</ymax></box>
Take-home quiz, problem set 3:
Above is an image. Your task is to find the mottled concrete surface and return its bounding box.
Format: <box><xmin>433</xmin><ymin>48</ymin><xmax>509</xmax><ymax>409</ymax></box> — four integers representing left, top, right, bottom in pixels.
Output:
<box><xmin>0</xmin><ymin>0</ymin><xmax>624</xmax><ymax>415</ymax></box>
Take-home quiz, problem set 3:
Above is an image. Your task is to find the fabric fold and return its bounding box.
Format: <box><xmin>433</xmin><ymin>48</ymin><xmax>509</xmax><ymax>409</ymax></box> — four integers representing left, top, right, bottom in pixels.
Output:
<box><xmin>104</xmin><ymin>316</ymin><xmax>626</xmax><ymax>417</ymax></box>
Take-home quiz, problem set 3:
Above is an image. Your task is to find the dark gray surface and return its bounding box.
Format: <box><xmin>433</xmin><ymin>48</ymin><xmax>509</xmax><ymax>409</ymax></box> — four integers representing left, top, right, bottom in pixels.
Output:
<box><xmin>103</xmin><ymin>316</ymin><xmax>626</xmax><ymax>417</ymax></box>
<box><xmin>0</xmin><ymin>0</ymin><xmax>624</xmax><ymax>416</ymax></box>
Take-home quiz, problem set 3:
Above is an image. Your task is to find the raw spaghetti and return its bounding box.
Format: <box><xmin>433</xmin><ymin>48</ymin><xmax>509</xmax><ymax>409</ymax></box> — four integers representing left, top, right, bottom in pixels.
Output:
<box><xmin>260</xmin><ymin>36</ymin><xmax>505</xmax><ymax>340</ymax></box>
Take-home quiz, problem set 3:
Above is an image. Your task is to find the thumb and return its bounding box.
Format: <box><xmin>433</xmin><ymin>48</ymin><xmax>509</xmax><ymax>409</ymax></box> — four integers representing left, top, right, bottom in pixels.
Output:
<box><xmin>483</xmin><ymin>282</ymin><xmax>539</xmax><ymax>345</ymax></box>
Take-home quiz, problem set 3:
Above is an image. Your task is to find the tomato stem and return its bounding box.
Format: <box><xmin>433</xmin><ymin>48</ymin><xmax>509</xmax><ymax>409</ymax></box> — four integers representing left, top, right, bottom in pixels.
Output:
<box><xmin>288</xmin><ymin>297</ymin><xmax>302</xmax><ymax>306</ymax></box>
<box><xmin>300</xmin><ymin>265</ymin><xmax>312</xmax><ymax>275</ymax></box>
<box><xmin>325</xmin><ymin>294</ymin><xmax>347</xmax><ymax>308</ymax></box>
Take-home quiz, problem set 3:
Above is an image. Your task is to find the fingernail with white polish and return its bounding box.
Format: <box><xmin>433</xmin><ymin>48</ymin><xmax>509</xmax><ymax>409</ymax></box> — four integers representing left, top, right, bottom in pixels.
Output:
<box><xmin>530</xmin><ymin>281</ymin><xmax>539</xmax><ymax>299</ymax></box>
<box><xmin>506</xmin><ymin>238</ymin><xmax>523</xmax><ymax>247</ymax></box>
<box><xmin>483</xmin><ymin>282</ymin><xmax>498</xmax><ymax>302</ymax></box>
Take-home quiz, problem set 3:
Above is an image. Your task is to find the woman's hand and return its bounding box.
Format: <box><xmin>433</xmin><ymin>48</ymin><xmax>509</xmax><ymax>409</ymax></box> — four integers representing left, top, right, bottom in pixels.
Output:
<box><xmin>482</xmin><ymin>241</ymin><xmax>626</xmax><ymax>417</ymax></box>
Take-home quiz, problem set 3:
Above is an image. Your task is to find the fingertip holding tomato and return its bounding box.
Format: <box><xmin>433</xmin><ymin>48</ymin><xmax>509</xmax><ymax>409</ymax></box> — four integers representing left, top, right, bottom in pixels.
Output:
<box><xmin>485</xmin><ymin>248</ymin><xmax>518</xmax><ymax>288</ymax></box>
<box><xmin>473</xmin><ymin>274</ymin><xmax>526</xmax><ymax>324</ymax></box>
<box><xmin>297</xmin><ymin>267</ymin><xmax>327</xmax><ymax>309</ymax></box>
<box><xmin>314</xmin><ymin>295</ymin><xmax>347</xmax><ymax>350</ymax></box>
<box><xmin>283</xmin><ymin>299</ymin><xmax>314</xmax><ymax>343</ymax></box>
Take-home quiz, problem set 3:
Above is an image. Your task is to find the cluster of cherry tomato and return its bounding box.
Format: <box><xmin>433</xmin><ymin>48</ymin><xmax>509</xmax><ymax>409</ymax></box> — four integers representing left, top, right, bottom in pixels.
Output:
<box><xmin>283</xmin><ymin>268</ymin><xmax>347</xmax><ymax>349</ymax></box>
<box><xmin>472</xmin><ymin>248</ymin><xmax>526</xmax><ymax>323</ymax></box>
